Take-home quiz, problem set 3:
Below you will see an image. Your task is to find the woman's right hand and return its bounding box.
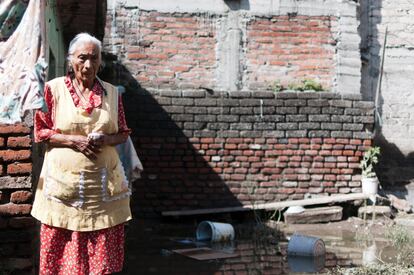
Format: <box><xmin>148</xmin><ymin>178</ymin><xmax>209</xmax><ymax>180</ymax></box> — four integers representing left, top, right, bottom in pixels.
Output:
<box><xmin>68</xmin><ymin>135</ymin><xmax>102</xmax><ymax>159</ymax></box>
<box><xmin>48</xmin><ymin>133</ymin><xmax>101</xmax><ymax>160</ymax></box>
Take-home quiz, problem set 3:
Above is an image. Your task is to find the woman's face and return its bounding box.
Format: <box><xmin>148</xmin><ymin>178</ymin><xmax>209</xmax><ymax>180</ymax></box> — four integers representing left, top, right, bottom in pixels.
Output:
<box><xmin>71</xmin><ymin>42</ymin><xmax>101</xmax><ymax>84</ymax></box>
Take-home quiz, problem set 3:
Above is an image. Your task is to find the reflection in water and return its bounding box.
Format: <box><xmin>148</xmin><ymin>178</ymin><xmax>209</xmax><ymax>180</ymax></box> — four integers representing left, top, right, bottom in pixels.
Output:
<box><xmin>288</xmin><ymin>255</ymin><xmax>326</xmax><ymax>273</ymax></box>
<box><xmin>121</xmin><ymin>220</ymin><xmax>406</xmax><ymax>274</ymax></box>
<box><xmin>362</xmin><ymin>243</ymin><xmax>378</xmax><ymax>266</ymax></box>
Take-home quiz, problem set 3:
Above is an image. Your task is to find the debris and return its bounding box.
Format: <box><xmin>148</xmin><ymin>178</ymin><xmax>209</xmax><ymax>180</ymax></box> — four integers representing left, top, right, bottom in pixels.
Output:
<box><xmin>387</xmin><ymin>194</ymin><xmax>412</xmax><ymax>213</ymax></box>
<box><xmin>284</xmin><ymin>206</ymin><xmax>342</xmax><ymax>224</ymax></box>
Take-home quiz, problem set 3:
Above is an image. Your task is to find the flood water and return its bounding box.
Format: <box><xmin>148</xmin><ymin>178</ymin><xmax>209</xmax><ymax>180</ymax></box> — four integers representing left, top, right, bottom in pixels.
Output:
<box><xmin>119</xmin><ymin>218</ymin><xmax>403</xmax><ymax>275</ymax></box>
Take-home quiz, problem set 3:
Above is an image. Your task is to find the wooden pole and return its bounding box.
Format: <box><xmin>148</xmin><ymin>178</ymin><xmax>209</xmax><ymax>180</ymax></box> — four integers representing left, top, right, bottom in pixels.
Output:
<box><xmin>162</xmin><ymin>193</ymin><xmax>370</xmax><ymax>217</ymax></box>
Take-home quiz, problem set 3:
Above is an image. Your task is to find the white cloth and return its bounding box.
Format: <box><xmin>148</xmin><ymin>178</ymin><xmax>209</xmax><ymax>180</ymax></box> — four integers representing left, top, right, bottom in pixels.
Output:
<box><xmin>116</xmin><ymin>136</ymin><xmax>144</xmax><ymax>182</ymax></box>
<box><xmin>0</xmin><ymin>0</ymin><xmax>46</xmax><ymax>124</ymax></box>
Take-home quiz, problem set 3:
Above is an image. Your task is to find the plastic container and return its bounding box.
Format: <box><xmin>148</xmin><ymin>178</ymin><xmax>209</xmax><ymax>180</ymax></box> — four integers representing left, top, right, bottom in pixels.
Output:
<box><xmin>196</xmin><ymin>221</ymin><xmax>235</xmax><ymax>242</ymax></box>
<box><xmin>287</xmin><ymin>234</ymin><xmax>325</xmax><ymax>257</ymax></box>
<box><xmin>361</xmin><ymin>177</ymin><xmax>378</xmax><ymax>195</ymax></box>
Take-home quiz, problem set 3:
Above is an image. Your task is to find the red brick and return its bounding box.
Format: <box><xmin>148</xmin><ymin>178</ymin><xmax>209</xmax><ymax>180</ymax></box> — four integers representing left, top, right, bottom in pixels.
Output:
<box><xmin>200</xmin><ymin>138</ymin><xmax>214</xmax><ymax>143</ymax></box>
<box><xmin>0</xmin><ymin>124</ymin><xmax>31</xmax><ymax>134</ymax></box>
<box><xmin>322</xmin><ymin>144</ymin><xmax>333</xmax><ymax>150</ymax></box>
<box><xmin>0</xmin><ymin>137</ymin><xmax>4</xmax><ymax>147</ymax></box>
<box><xmin>331</xmin><ymin>168</ymin><xmax>340</xmax><ymax>174</ymax></box>
<box><xmin>331</xmin><ymin>150</ymin><xmax>342</xmax><ymax>156</ymax></box>
<box><xmin>299</xmin><ymin>144</ymin><xmax>311</xmax><ymax>150</ymax></box>
<box><xmin>350</xmin><ymin>139</ymin><xmax>362</xmax><ymax>145</ymax></box>
<box><xmin>337</xmin><ymin>138</ymin><xmax>349</xmax><ymax>144</ymax></box>
<box><xmin>7</xmin><ymin>136</ymin><xmax>32</xmax><ymax>148</ymax></box>
<box><xmin>288</xmin><ymin>162</ymin><xmax>300</xmax><ymax>167</ymax></box>
<box><xmin>7</xmin><ymin>163</ymin><xmax>32</xmax><ymax>175</ymax></box>
<box><xmin>10</xmin><ymin>191</ymin><xmax>32</xmax><ymax>204</ymax></box>
<box><xmin>230</xmin><ymin>174</ymin><xmax>246</xmax><ymax>181</ymax></box>
<box><xmin>324</xmin><ymin>174</ymin><xmax>336</xmax><ymax>181</ymax></box>
<box><xmin>309</xmin><ymin>168</ymin><xmax>331</xmax><ymax>174</ymax></box>
<box><xmin>326</xmin><ymin>188</ymin><xmax>338</xmax><ymax>193</ymax></box>
<box><xmin>298</xmin><ymin>174</ymin><xmax>311</xmax><ymax>181</ymax></box>
<box><xmin>310</xmin><ymin>144</ymin><xmax>321</xmax><ymax>150</ymax></box>
<box><xmin>363</xmin><ymin>139</ymin><xmax>372</xmax><ymax>146</ymax></box>
<box><xmin>333</xmin><ymin>144</ymin><xmax>344</xmax><ymax>150</ymax></box>
<box><xmin>0</xmin><ymin>203</ymin><xmax>31</xmax><ymax>216</ymax></box>
<box><xmin>320</xmin><ymin>150</ymin><xmax>332</xmax><ymax>156</ymax></box>
<box><xmin>275</xmin><ymin>144</ymin><xmax>288</xmax><ymax>150</ymax></box>
<box><xmin>305</xmin><ymin>150</ymin><xmax>318</xmax><ymax>156</ymax></box>
<box><xmin>298</xmin><ymin>138</ymin><xmax>310</xmax><ymax>144</ymax></box>
<box><xmin>324</xmin><ymin>163</ymin><xmax>336</xmax><ymax>168</ymax></box>
<box><xmin>0</xmin><ymin>150</ymin><xmax>31</xmax><ymax>162</ymax></box>
<box><xmin>324</xmin><ymin>138</ymin><xmax>336</xmax><ymax>144</ymax></box>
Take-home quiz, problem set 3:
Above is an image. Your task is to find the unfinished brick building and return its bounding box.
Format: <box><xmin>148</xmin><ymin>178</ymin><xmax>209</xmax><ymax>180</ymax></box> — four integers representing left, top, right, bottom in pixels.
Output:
<box><xmin>1</xmin><ymin>0</ymin><xmax>407</xmax><ymax>273</ymax></box>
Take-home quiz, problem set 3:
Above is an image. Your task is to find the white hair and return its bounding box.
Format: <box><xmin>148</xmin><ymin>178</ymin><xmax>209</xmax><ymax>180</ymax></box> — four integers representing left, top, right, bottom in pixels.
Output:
<box><xmin>67</xmin><ymin>33</ymin><xmax>102</xmax><ymax>64</ymax></box>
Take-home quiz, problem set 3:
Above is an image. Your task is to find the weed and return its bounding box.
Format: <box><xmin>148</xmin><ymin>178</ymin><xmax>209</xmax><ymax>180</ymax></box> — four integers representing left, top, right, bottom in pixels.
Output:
<box><xmin>385</xmin><ymin>224</ymin><xmax>412</xmax><ymax>248</ymax></box>
<box><xmin>354</xmin><ymin>226</ymin><xmax>374</xmax><ymax>244</ymax></box>
<box><xmin>272</xmin><ymin>79</ymin><xmax>325</xmax><ymax>92</ymax></box>
<box><xmin>272</xmin><ymin>80</ymin><xmax>283</xmax><ymax>92</ymax></box>
<box><xmin>330</xmin><ymin>263</ymin><xmax>414</xmax><ymax>275</ymax></box>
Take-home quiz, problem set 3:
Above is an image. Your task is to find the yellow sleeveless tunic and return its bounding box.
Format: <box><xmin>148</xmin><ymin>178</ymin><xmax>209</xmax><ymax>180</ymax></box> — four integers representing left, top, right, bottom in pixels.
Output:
<box><xmin>31</xmin><ymin>77</ymin><xmax>132</xmax><ymax>231</ymax></box>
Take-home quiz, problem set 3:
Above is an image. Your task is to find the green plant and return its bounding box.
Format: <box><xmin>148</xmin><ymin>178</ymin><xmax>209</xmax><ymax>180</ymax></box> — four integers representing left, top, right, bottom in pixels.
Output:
<box><xmin>302</xmin><ymin>79</ymin><xmax>323</xmax><ymax>91</ymax></box>
<box><xmin>272</xmin><ymin>80</ymin><xmax>283</xmax><ymax>92</ymax></box>
<box><xmin>286</xmin><ymin>79</ymin><xmax>324</xmax><ymax>91</ymax></box>
<box><xmin>360</xmin><ymin>146</ymin><xmax>381</xmax><ymax>178</ymax></box>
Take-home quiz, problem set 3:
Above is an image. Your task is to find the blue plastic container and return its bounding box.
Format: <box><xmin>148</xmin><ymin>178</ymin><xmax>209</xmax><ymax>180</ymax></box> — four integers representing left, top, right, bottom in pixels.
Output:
<box><xmin>196</xmin><ymin>221</ymin><xmax>235</xmax><ymax>242</ymax></box>
<box><xmin>287</xmin><ymin>234</ymin><xmax>325</xmax><ymax>256</ymax></box>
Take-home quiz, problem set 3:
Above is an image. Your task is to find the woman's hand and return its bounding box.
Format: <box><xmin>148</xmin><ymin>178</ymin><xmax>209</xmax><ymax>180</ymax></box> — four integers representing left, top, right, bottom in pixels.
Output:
<box><xmin>88</xmin><ymin>132</ymin><xmax>129</xmax><ymax>147</ymax></box>
<box><xmin>48</xmin><ymin>133</ymin><xmax>102</xmax><ymax>160</ymax></box>
<box><xmin>69</xmin><ymin>135</ymin><xmax>102</xmax><ymax>159</ymax></box>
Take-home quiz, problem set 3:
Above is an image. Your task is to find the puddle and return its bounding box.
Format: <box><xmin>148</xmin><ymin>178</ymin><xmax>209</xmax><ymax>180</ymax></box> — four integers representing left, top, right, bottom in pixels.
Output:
<box><xmin>119</xmin><ymin>219</ymin><xmax>407</xmax><ymax>274</ymax></box>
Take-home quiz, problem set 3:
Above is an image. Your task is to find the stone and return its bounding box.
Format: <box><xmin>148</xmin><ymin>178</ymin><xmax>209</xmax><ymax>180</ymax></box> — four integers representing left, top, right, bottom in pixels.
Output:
<box><xmin>284</xmin><ymin>206</ymin><xmax>343</xmax><ymax>224</ymax></box>
<box><xmin>387</xmin><ymin>194</ymin><xmax>412</xmax><ymax>213</ymax></box>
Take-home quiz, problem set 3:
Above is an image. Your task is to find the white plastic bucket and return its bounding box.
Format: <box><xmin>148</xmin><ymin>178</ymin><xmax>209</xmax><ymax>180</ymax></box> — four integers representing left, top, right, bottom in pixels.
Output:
<box><xmin>196</xmin><ymin>221</ymin><xmax>235</xmax><ymax>242</ymax></box>
<box><xmin>361</xmin><ymin>177</ymin><xmax>378</xmax><ymax>196</ymax></box>
<box><xmin>287</xmin><ymin>234</ymin><xmax>325</xmax><ymax>257</ymax></box>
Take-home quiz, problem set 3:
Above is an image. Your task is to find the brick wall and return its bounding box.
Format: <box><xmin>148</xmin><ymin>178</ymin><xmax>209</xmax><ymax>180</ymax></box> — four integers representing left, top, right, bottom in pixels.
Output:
<box><xmin>103</xmin><ymin>7</ymin><xmax>348</xmax><ymax>92</ymax></box>
<box><xmin>105</xmin><ymin>10</ymin><xmax>217</xmax><ymax>90</ymax></box>
<box><xmin>0</xmin><ymin>123</ymin><xmax>35</xmax><ymax>274</ymax></box>
<box><xmin>245</xmin><ymin>16</ymin><xmax>337</xmax><ymax>90</ymax></box>
<box><xmin>115</xmin><ymin>89</ymin><xmax>374</xmax><ymax>216</ymax></box>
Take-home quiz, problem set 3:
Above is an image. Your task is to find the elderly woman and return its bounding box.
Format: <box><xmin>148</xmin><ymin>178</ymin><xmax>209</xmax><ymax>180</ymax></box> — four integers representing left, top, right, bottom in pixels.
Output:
<box><xmin>31</xmin><ymin>33</ymin><xmax>132</xmax><ymax>274</ymax></box>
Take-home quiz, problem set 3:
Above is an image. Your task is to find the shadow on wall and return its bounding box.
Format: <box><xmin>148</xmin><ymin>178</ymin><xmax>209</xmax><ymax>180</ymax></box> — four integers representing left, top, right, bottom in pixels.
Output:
<box><xmin>375</xmin><ymin>133</ymin><xmax>414</xmax><ymax>200</ymax></box>
<box><xmin>99</xmin><ymin>53</ymin><xmax>243</xmax><ymax>217</ymax></box>
<box><xmin>365</xmin><ymin>1</ymin><xmax>414</xmax><ymax>201</ymax></box>
<box><xmin>224</xmin><ymin>0</ymin><xmax>250</xmax><ymax>10</ymax></box>
<box><xmin>359</xmin><ymin>0</ymin><xmax>383</xmax><ymax>102</ymax></box>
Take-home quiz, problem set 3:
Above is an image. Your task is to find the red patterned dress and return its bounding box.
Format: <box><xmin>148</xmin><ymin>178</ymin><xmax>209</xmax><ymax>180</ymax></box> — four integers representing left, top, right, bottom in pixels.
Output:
<box><xmin>34</xmin><ymin>75</ymin><xmax>131</xmax><ymax>275</ymax></box>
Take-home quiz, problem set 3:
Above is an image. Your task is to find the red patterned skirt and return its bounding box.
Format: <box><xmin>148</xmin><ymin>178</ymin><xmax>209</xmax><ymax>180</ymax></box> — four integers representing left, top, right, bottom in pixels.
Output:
<box><xmin>39</xmin><ymin>223</ymin><xmax>125</xmax><ymax>275</ymax></box>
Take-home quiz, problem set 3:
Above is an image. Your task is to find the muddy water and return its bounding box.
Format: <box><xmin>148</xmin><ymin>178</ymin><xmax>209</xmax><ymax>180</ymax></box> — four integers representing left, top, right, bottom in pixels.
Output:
<box><xmin>120</xmin><ymin>219</ymin><xmax>401</xmax><ymax>275</ymax></box>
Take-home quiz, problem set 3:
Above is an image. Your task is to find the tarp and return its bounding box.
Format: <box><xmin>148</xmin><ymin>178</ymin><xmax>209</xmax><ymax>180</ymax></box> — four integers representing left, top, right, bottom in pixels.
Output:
<box><xmin>0</xmin><ymin>0</ymin><xmax>47</xmax><ymax>124</ymax></box>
